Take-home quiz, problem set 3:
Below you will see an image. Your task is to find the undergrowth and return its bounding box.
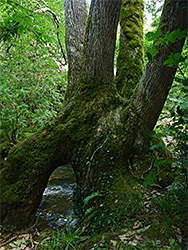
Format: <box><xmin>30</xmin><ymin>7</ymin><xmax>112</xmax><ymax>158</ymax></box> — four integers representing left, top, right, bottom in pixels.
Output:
<box><xmin>34</xmin><ymin>176</ymin><xmax>187</xmax><ymax>250</ymax></box>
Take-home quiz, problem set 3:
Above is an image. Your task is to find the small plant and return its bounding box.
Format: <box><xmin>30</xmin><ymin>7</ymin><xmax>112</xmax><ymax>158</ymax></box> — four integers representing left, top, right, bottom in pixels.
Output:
<box><xmin>8</xmin><ymin>238</ymin><xmax>27</xmax><ymax>249</ymax></box>
<box><xmin>37</xmin><ymin>217</ymin><xmax>88</xmax><ymax>250</ymax></box>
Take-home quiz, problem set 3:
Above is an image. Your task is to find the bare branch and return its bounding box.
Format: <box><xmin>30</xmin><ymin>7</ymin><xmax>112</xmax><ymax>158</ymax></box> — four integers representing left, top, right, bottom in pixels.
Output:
<box><xmin>35</xmin><ymin>7</ymin><xmax>67</xmax><ymax>64</ymax></box>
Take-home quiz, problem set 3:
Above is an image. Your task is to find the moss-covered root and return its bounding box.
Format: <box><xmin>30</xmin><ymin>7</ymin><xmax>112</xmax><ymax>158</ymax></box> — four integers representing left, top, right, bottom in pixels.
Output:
<box><xmin>0</xmin><ymin>122</ymin><xmax>73</xmax><ymax>229</ymax></box>
<box><xmin>116</xmin><ymin>0</ymin><xmax>144</xmax><ymax>99</ymax></box>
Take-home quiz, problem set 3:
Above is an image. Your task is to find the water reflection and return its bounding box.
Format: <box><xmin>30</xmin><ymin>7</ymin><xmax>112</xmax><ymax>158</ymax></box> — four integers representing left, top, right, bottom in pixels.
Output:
<box><xmin>37</xmin><ymin>165</ymin><xmax>77</xmax><ymax>229</ymax></box>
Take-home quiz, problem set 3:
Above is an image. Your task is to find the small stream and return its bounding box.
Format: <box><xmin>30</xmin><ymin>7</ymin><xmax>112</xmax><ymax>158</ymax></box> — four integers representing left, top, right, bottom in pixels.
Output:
<box><xmin>37</xmin><ymin>165</ymin><xmax>77</xmax><ymax>229</ymax></box>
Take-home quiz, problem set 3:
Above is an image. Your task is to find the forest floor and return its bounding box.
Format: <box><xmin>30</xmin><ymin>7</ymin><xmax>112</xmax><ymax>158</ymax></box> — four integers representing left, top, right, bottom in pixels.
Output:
<box><xmin>0</xmin><ymin>177</ymin><xmax>187</xmax><ymax>250</ymax></box>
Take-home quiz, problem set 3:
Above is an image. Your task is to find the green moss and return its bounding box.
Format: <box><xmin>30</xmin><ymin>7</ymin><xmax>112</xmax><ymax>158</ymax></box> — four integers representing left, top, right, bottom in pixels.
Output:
<box><xmin>0</xmin><ymin>91</ymin><xmax>173</xmax><ymax>231</ymax></box>
<box><xmin>0</xmin><ymin>119</ymin><xmax>78</xmax><ymax>228</ymax></box>
<box><xmin>116</xmin><ymin>0</ymin><xmax>144</xmax><ymax>99</ymax></box>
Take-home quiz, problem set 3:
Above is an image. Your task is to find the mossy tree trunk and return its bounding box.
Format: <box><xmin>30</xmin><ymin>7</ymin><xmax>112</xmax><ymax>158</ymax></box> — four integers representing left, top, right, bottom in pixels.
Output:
<box><xmin>0</xmin><ymin>0</ymin><xmax>187</xmax><ymax>230</ymax></box>
<box><xmin>116</xmin><ymin>0</ymin><xmax>144</xmax><ymax>99</ymax></box>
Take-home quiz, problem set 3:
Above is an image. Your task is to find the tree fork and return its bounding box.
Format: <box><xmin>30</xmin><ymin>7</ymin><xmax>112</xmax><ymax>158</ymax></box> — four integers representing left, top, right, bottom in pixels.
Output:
<box><xmin>0</xmin><ymin>0</ymin><xmax>187</xmax><ymax>230</ymax></box>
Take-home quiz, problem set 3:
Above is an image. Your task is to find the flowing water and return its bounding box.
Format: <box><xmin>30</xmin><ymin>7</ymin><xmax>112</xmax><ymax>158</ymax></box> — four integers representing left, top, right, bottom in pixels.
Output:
<box><xmin>37</xmin><ymin>165</ymin><xmax>77</xmax><ymax>229</ymax></box>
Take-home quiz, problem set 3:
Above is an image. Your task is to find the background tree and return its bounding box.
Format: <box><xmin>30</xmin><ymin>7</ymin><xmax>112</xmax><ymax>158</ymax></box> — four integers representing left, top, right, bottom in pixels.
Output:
<box><xmin>0</xmin><ymin>0</ymin><xmax>187</xmax><ymax>234</ymax></box>
<box><xmin>0</xmin><ymin>0</ymin><xmax>67</xmax><ymax>150</ymax></box>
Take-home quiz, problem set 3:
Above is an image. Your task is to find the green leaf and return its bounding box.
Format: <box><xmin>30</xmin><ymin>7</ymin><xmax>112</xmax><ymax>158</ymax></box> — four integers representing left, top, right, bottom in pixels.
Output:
<box><xmin>170</xmin><ymin>239</ymin><xmax>175</xmax><ymax>245</ymax></box>
<box><xmin>143</xmin><ymin>172</ymin><xmax>156</xmax><ymax>189</ymax></box>
<box><xmin>83</xmin><ymin>192</ymin><xmax>103</xmax><ymax>205</ymax></box>
<box><xmin>154</xmin><ymin>158</ymin><xmax>171</xmax><ymax>167</ymax></box>
<box><xmin>9</xmin><ymin>243</ymin><xmax>16</xmax><ymax>247</ymax></box>
<box><xmin>13</xmin><ymin>241</ymin><xmax>22</xmax><ymax>246</ymax></box>
<box><xmin>148</xmin><ymin>131</ymin><xmax>156</xmax><ymax>137</ymax></box>
<box><xmin>164</xmin><ymin>53</ymin><xmax>187</xmax><ymax>67</ymax></box>
<box><xmin>146</xmin><ymin>47</ymin><xmax>159</xmax><ymax>61</ymax></box>
<box><xmin>146</xmin><ymin>28</ymin><xmax>161</xmax><ymax>41</ymax></box>
<box><xmin>155</xmin><ymin>37</ymin><xmax>165</xmax><ymax>46</ymax></box>
<box><xmin>149</xmin><ymin>143</ymin><xmax>163</xmax><ymax>150</ymax></box>
<box><xmin>22</xmin><ymin>238</ymin><xmax>26</xmax><ymax>244</ymax></box>
<box><xmin>85</xmin><ymin>206</ymin><xmax>95</xmax><ymax>215</ymax></box>
<box><xmin>165</xmin><ymin>28</ymin><xmax>188</xmax><ymax>43</ymax></box>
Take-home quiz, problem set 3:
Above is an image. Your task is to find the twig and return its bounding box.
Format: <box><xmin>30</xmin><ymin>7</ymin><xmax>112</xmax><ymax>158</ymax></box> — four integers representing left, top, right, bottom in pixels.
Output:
<box><xmin>85</xmin><ymin>136</ymin><xmax>108</xmax><ymax>183</ymax></box>
<box><xmin>134</xmin><ymin>245</ymin><xmax>143</xmax><ymax>250</ymax></box>
<box><xmin>0</xmin><ymin>236</ymin><xmax>17</xmax><ymax>247</ymax></box>
<box><xmin>141</xmin><ymin>156</ymin><xmax>155</xmax><ymax>179</ymax></box>
<box><xmin>35</xmin><ymin>7</ymin><xmax>67</xmax><ymax>64</ymax></box>
<box><xmin>178</xmin><ymin>65</ymin><xmax>187</xmax><ymax>83</ymax></box>
<box><xmin>156</xmin><ymin>163</ymin><xmax>171</xmax><ymax>177</ymax></box>
<box><xmin>154</xmin><ymin>62</ymin><xmax>178</xmax><ymax>70</ymax></box>
<box><xmin>29</xmin><ymin>234</ymin><xmax>34</xmax><ymax>249</ymax></box>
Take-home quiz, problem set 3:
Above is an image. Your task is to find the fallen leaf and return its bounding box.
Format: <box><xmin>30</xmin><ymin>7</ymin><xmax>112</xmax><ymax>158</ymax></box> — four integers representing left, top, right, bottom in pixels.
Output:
<box><xmin>119</xmin><ymin>225</ymin><xmax>151</xmax><ymax>240</ymax></box>
<box><xmin>133</xmin><ymin>221</ymin><xmax>142</xmax><ymax>229</ymax></box>
<box><xmin>110</xmin><ymin>240</ymin><xmax>117</xmax><ymax>247</ymax></box>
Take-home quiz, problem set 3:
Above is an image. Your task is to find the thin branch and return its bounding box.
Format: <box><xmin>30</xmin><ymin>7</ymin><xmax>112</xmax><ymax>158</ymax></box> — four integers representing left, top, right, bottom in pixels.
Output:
<box><xmin>35</xmin><ymin>7</ymin><xmax>67</xmax><ymax>64</ymax></box>
<box><xmin>28</xmin><ymin>28</ymin><xmax>65</xmax><ymax>67</ymax></box>
<box><xmin>85</xmin><ymin>137</ymin><xmax>108</xmax><ymax>184</ymax></box>
<box><xmin>0</xmin><ymin>236</ymin><xmax>17</xmax><ymax>248</ymax></box>
<box><xmin>171</xmin><ymin>53</ymin><xmax>188</xmax><ymax>83</ymax></box>
<box><xmin>177</xmin><ymin>65</ymin><xmax>187</xmax><ymax>84</ymax></box>
<box><xmin>6</xmin><ymin>34</ymin><xmax>17</xmax><ymax>53</ymax></box>
<box><xmin>0</xmin><ymin>22</ymin><xmax>19</xmax><ymax>42</ymax></box>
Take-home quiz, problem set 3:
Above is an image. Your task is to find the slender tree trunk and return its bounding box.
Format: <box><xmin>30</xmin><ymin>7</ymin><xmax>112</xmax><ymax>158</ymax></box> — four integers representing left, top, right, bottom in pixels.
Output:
<box><xmin>78</xmin><ymin>0</ymin><xmax>122</xmax><ymax>89</ymax></box>
<box><xmin>63</xmin><ymin>0</ymin><xmax>87</xmax><ymax>100</ymax></box>
<box><xmin>133</xmin><ymin>0</ymin><xmax>187</xmax><ymax>131</ymax></box>
<box><xmin>128</xmin><ymin>0</ymin><xmax>187</xmax><ymax>176</ymax></box>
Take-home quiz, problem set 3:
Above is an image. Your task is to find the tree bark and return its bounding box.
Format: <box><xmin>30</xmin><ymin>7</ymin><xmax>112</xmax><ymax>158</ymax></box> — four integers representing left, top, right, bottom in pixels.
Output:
<box><xmin>133</xmin><ymin>0</ymin><xmax>187</xmax><ymax>131</ymax></box>
<box><xmin>78</xmin><ymin>0</ymin><xmax>122</xmax><ymax>90</ymax></box>
<box><xmin>128</xmin><ymin>0</ymin><xmax>188</xmax><ymax>177</ymax></box>
<box><xmin>0</xmin><ymin>0</ymin><xmax>187</xmax><ymax>230</ymax></box>
<box><xmin>63</xmin><ymin>0</ymin><xmax>87</xmax><ymax>100</ymax></box>
<box><xmin>0</xmin><ymin>0</ymin><xmax>122</xmax><ymax>229</ymax></box>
